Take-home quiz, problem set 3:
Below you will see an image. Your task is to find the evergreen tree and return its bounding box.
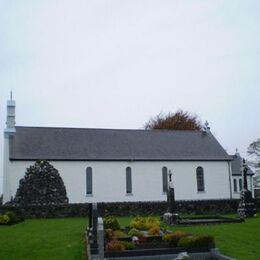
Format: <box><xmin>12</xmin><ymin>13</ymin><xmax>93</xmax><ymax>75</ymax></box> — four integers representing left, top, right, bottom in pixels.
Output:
<box><xmin>14</xmin><ymin>160</ymin><xmax>68</xmax><ymax>205</ymax></box>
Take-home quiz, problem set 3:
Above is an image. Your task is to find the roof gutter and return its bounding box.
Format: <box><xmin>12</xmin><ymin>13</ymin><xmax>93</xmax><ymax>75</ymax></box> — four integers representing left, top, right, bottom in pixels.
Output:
<box><xmin>10</xmin><ymin>157</ymin><xmax>233</xmax><ymax>162</ymax></box>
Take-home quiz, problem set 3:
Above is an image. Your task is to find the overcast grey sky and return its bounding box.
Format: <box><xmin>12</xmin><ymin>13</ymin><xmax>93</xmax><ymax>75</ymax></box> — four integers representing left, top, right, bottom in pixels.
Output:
<box><xmin>0</xmin><ymin>0</ymin><xmax>260</xmax><ymax>194</ymax></box>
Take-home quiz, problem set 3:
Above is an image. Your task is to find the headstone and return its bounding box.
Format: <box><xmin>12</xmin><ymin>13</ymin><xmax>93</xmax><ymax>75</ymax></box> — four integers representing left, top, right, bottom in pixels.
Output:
<box><xmin>89</xmin><ymin>203</ymin><xmax>93</xmax><ymax>229</ymax></box>
<box><xmin>237</xmin><ymin>159</ymin><xmax>256</xmax><ymax>218</ymax></box>
<box><xmin>97</xmin><ymin>217</ymin><xmax>104</xmax><ymax>259</ymax></box>
<box><xmin>87</xmin><ymin>203</ymin><xmax>99</xmax><ymax>256</ymax></box>
<box><xmin>92</xmin><ymin>203</ymin><xmax>98</xmax><ymax>249</ymax></box>
<box><xmin>167</xmin><ymin>187</ymin><xmax>177</xmax><ymax>213</ymax></box>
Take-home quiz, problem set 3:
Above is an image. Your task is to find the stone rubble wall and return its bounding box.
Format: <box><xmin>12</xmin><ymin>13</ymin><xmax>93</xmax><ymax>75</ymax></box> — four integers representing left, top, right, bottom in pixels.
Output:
<box><xmin>1</xmin><ymin>199</ymin><xmax>259</xmax><ymax>218</ymax></box>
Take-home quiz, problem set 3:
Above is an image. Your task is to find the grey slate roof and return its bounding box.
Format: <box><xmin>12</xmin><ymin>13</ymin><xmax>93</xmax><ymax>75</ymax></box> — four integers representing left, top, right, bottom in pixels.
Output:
<box><xmin>231</xmin><ymin>154</ymin><xmax>254</xmax><ymax>176</ymax></box>
<box><xmin>9</xmin><ymin>126</ymin><xmax>232</xmax><ymax>161</ymax></box>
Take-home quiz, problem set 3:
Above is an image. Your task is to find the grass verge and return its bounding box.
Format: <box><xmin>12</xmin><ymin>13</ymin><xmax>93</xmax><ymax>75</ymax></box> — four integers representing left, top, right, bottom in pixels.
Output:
<box><xmin>0</xmin><ymin>218</ymin><xmax>87</xmax><ymax>260</ymax></box>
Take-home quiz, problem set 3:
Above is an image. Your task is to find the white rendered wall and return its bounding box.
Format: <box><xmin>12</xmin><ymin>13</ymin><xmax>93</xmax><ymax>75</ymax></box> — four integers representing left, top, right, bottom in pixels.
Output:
<box><xmin>2</xmin><ymin>136</ymin><xmax>11</xmax><ymax>204</ymax></box>
<box><xmin>3</xmin><ymin>159</ymin><xmax>231</xmax><ymax>204</ymax></box>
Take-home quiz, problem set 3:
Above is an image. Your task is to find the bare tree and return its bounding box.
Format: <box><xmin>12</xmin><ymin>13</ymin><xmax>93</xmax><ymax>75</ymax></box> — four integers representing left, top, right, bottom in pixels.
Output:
<box><xmin>247</xmin><ymin>138</ymin><xmax>260</xmax><ymax>189</ymax></box>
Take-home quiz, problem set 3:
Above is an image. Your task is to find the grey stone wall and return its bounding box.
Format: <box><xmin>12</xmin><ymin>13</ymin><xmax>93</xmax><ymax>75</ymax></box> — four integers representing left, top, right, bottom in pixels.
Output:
<box><xmin>1</xmin><ymin>199</ymin><xmax>258</xmax><ymax>218</ymax></box>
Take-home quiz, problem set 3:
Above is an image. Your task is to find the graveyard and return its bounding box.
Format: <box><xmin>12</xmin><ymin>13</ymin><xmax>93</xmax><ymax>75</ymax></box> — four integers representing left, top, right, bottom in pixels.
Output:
<box><xmin>0</xmin><ymin>215</ymin><xmax>259</xmax><ymax>260</ymax></box>
<box><xmin>85</xmin><ymin>198</ymin><xmax>257</xmax><ymax>259</ymax></box>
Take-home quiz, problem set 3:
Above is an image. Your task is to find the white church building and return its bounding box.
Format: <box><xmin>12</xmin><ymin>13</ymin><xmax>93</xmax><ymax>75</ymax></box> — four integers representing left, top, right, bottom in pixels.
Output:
<box><xmin>2</xmin><ymin>98</ymin><xmax>253</xmax><ymax>204</ymax></box>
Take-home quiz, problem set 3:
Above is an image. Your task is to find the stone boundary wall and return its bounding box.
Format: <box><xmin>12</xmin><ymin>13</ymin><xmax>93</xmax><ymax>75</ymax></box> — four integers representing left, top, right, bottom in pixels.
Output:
<box><xmin>0</xmin><ymin>199</ymin><xmax>259</xmax><ymax>218</ymax></box>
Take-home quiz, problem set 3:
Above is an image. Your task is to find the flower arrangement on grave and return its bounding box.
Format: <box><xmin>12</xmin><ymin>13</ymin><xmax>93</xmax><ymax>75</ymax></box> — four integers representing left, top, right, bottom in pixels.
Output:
<box><xmin>104</xmin><ymin>216</ymin><xmax>215</xmax><ymax>252</ymax></box>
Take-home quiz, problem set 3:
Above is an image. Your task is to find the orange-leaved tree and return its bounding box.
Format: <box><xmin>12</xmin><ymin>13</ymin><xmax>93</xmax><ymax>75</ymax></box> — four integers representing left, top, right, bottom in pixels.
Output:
<box><xmin>144</xmin><ymin>110</ymin><xmax>202</xmax><ymax>130</ymax></box>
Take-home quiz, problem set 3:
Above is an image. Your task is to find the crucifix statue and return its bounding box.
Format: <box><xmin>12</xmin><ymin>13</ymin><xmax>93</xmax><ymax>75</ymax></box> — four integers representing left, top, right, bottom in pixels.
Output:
<box><xmin>167</xmin><ymin>170</ymin><xmax>176</xmax><ymax>213</ymax></box>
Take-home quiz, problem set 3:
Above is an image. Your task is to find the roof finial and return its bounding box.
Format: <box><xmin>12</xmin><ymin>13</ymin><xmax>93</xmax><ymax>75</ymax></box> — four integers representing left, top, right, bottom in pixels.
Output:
<box><xmin>202</xmin><ymin>120</ymin><xmax>210</xmax><ymax>134</ymax></box>
<box><xmin>10</xmin><ymin>91</ymin><xmax>13</xmax><ymax>100</ymax></box>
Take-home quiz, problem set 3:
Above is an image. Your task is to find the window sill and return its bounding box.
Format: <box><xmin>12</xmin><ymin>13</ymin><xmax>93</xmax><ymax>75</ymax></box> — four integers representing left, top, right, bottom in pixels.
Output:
<box><xmin>197</xmin><ymin>191</ymin><xmax>206</xmax><ymax>193</ymax></box>
<box><xmin>126</xmin><ymin>193</ymin><xmax>133</xmax><ymax>196</ymax></box>
<box><xmin>86</xmin><ymin>194</ymin><xmax>93</xmax><ymax>197</ymax></box>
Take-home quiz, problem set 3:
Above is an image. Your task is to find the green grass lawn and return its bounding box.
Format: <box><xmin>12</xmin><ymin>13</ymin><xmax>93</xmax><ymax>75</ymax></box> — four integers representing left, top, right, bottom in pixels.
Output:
<box><xmin>0</xmin><ymin>215</ymin><xmax>259</xmax><ymax>260</ymax></box>
<box><xmin>168</xmin><ymin>217</ymin><xmax>260</xmax><ymax>260</ymax></box>
<box><xmin>0</xmin><ymin>218</ymin><xmax>88</xmax><ymax>260</ymax></box>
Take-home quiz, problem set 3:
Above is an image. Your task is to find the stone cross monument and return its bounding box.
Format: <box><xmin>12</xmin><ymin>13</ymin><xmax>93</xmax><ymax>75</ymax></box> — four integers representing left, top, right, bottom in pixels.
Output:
<box><xmin>167</xmin><ymin>170</ymin><xmax>176</xmax><ymax>213</ymax></box>
<box><xmin>237</xmin><ymin>159</ymin><xmax>256</xmax><ymax>218</ymax></box>
<box><xmin>163</xmin><ymin>170</ymin><xmax>179</xmax><ymax>225</ymax></box>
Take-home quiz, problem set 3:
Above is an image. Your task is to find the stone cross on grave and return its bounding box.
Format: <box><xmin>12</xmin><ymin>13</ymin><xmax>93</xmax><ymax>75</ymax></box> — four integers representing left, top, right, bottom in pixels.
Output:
<box><xmin>237</xmin><ymin>159</ymin><xmax>256</xmax><ymax>218</ymax></box>
<box><xmin>242</xmin><ymin>159</ymin><xmax>248</xmax><ymax>190</ymax></box>
<box><xmin>167</xmin><ymin>170</ymin><xmax>176</xmax><ymax>213</ymax></box>
<box><xmin>163</xmin><ymin>170</ymin><xmax>179</xmax><ymax>225</ymax></box>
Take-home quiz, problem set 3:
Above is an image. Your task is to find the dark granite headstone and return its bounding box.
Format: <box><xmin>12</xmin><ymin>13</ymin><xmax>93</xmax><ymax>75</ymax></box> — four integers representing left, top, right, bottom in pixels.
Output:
<box><xmin>87</xmin><ymin>203</ymin><xmax>98</xmax><ymax>254</ymax></box>
<box><xmin>167</xmin><ymin>188</ymin><xmax>177</xmax><ymax>213</ymax></box>
<box><xmin>89</xmin><ymin>203</ymin><xmax>93</xmax><ymax>229</ymax></box>
<box><xmin>92</xmin><ymin>203</ymin><xmax>98</xmax><ymax>247</ymax></box>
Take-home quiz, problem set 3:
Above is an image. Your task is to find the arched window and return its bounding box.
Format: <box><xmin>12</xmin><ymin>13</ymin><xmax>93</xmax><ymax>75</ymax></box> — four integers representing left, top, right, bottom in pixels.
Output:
<box><xmin>126</xmin><ymin>167</ymin><xmax>132</xmax><ymax>194</ymax></box>
<box><xmin>196</xmin><ymin>166</ymin><xmax>205</xmax><ymax>192</ymax></box>
<box><xmin>162</xmin><ymin>167</ymin><xmax>168</xmax><ymax>193</ymax></box>
<box><xmin>86</xmin><ymin>167</ymin><xmax>93</xmax><ymax>195</ymax></box>
<box><xmin>233</xmin><ymin>179</ymin><xmax>237</xmax><ymax>192</ymax></box>
<box><xmin>239</xmin><ymin>178</ymin><xmax>242</xmax><ymax>191</ymax></box>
